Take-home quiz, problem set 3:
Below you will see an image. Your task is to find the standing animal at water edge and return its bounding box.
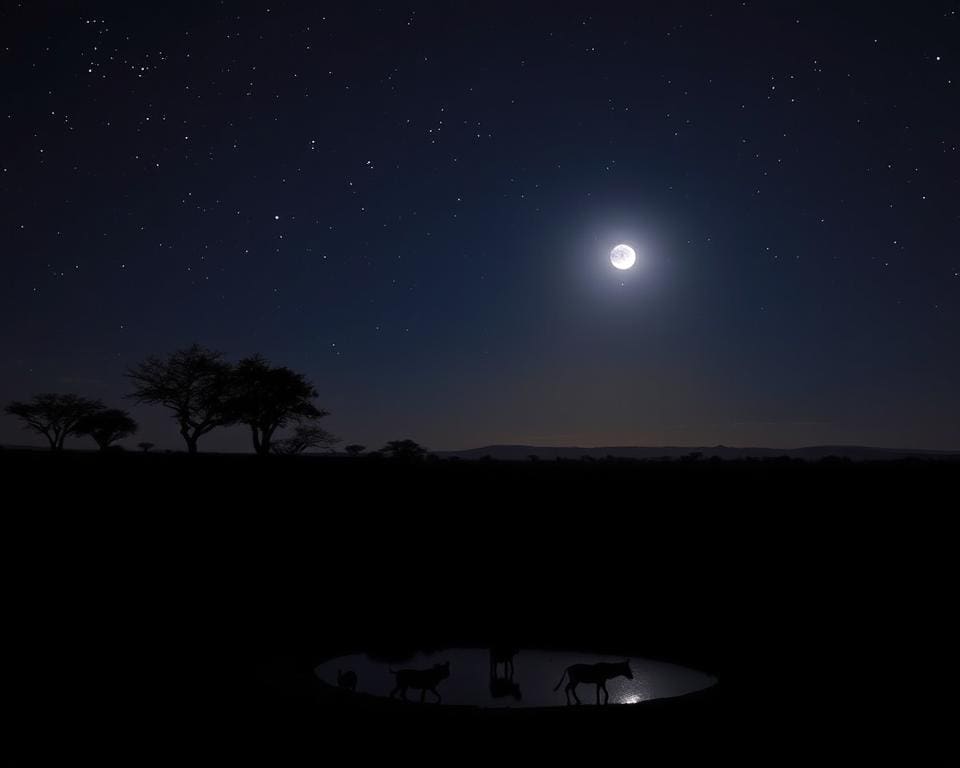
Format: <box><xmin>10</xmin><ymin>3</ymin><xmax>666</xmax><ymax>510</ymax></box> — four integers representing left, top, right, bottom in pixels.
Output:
<box><xmin>553</xmin><ymin>660</ymin><xmax>633</xmax><ymax>705</ymax></box>
<box><xmin>389</xmin><ymin>661</ymin><xmax>451</xmax><ymax>703</ymax></box>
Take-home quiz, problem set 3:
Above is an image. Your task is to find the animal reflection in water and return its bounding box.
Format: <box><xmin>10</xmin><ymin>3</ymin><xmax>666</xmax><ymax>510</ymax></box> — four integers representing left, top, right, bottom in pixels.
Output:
<box><xmin>389</xmin><ymin>661</ymin><xmax>450</xmax><ymax>703</ymax></box>
<box><xmin>489</xmin><ymin>646</ymin><xmax>518</xmax><ymax>678</ymax></box>
<box><xmin>554</xmin><ymin>660</ymin><xmax>633</xmax><ymax>705</ymax></box>
<box><xmin>488</xmin><ymin>646</ymin><xmax>521</xmax><ymax>701</ymax></box>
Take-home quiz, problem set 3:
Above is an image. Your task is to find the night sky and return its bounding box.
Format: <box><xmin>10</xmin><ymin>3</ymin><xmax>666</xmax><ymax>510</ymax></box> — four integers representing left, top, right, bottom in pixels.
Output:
<box><xmin>1</xmin><ymin>1</ymin><xmax>958</xmax><ymax>452</ymax></box>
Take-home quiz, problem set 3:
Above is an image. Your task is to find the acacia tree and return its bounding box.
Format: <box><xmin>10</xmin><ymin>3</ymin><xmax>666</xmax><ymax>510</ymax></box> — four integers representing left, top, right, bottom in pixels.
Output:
<box><xmin>274</xmin><ymin>424</ymin><xmax>340</xmax><ymax>455</ymax></box>
<box><xmin>380</xmin><ymin>439</ymin><xmax>428</xmax><ymax>462</ymax></box>
<box><xmin>75</xmin><ymin>408</ymin><xmax>139</xmax><ymax>451</ymax></box>
<box><xmin>228</xmin><ymin>355</ymin><xmax>328</xmax><ymax>455</ymax></box>
<box><xmin>4</xmin><ymin>393</ymin><xmax>105</xmax><ymax>451</ymax></box>
<box><xmin>343</xmin><ymin>444</ymin><xmax>366</xmax><ymax>456</ymax></box>
<box><xmin>126</xmin><ymin>344</ymin><xmax>233</xmax><ymax>454</ymax></box>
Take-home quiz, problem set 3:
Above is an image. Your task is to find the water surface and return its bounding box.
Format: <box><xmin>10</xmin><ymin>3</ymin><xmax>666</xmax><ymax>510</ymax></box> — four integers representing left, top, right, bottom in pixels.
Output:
<box><xmin>315</xmin><ymin>648</ymin><xmax>716</xmax><ymax>708</ymax></box>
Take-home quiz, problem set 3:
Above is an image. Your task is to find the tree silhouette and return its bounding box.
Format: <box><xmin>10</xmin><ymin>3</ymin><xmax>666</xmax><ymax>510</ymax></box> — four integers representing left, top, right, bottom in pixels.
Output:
<box><xmin>274</xmin><ymin>424</ymin><xmax>340</xmax><ymax>455</ymax></box>
<box><xmin>137</xmin><ymin>441</ymin><xmax>155</xmax><ymax>453</ymax></box>
<box><xmin>75</xmin><ymin>408</ymin><xmax>139</xmax><ymax>451</ymax></box>
<box><xmin>380</xmin><ymin>439</ymin><xmax>428</xmax><ymax>462</ymax></box>
<box><xmin>228</xmin><ymin>355</ymin><xmax>328</xmax><ymax>455</ymax></box>
<box><xmin>126</xmin><ymin>344</ymin><xmax>233</xmax><ymax>454</ymax></box>
<box><xmin>4</xmin><ymin>393</ymin><xmax>105</xmax><ymax>451</ymax></box>
<box><xmin>344</xmin><ymin>444</ymin><xmax>366</xmax><ymax>456</ymax></box>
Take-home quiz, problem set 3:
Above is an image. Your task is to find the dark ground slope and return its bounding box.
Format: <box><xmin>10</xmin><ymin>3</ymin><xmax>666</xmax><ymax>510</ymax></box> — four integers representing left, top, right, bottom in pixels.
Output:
<box><xmin>4</xmin><ymin>449</ymin><xmax>955</xmax><ymax>763</ymax></box>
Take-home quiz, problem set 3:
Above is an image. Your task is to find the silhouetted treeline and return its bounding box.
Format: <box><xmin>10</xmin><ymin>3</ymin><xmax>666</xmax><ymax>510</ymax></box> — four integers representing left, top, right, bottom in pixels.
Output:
<box><xmin>4</xmin><ymin>344</ymin><xmax>407</xmax><ymax>456</ymax></box>
<box><xmin>5</xmin><ymin>343</ymin><xmax>958</xmax><ymax>464</ymax></box>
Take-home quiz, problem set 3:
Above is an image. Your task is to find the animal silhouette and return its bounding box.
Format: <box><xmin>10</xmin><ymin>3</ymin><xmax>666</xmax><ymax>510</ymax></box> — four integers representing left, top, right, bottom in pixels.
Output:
<box><xmin>337</xmin><ymin>669</ymin><xmax>357</xmax><ymax>692</ymax></box>
<box><xmin>553</xmin><ymin>660</ymin><xmax>633</xmax><ymax>705</ymax></box>
<box><xmin>489</xmin><ymin>646</ymin><xmax>518</xmax><ymax>679</ymax></box>
<box><xmin>389</xmin><ymin>661</ymin><xmax>450</xmax><ymax>703</ymax></box>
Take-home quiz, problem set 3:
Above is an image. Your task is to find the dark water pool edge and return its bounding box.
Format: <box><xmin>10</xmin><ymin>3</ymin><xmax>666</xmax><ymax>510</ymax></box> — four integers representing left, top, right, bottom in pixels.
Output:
<box><xmin>311</xmin><ymin>673</ymin><xmax>721</xmax><ymax>714</ymax></box>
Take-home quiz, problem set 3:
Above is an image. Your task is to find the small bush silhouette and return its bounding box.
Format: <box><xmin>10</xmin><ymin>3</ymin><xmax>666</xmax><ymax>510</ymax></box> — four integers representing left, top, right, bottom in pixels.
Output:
<box><xmin>274</xmin><ymin>424</ymin><xmax>340</xmax><ymax>455</ymax></box>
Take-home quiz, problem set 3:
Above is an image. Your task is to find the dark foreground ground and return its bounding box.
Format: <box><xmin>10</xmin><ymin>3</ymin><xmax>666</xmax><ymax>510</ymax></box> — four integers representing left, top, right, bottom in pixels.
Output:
<box><xmin>4</xmin><ymin>449</ymin><xmax>956</xmax><ymax>763</ymax></box>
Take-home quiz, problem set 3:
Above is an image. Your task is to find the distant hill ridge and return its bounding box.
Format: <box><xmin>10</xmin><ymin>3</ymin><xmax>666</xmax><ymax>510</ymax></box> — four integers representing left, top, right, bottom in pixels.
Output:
<box><xmin>434</xmin><ymin>444</ymin><xmax>960</xmax><ymax>461</ymax></box>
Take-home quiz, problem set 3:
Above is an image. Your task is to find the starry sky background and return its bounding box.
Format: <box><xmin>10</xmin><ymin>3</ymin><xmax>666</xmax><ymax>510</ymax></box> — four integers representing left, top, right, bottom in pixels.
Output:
<box><xmin>1</xmin><ymin>1</ymin><xmax>958</xmax><ymax>452</ymax></box>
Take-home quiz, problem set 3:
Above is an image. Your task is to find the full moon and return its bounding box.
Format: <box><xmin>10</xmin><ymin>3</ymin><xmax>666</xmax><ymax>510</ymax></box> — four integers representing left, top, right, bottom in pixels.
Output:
<box><xmin>610</xmin><ymin>243</ymin><xmax>636</xmax><ymax>270</ymax></box>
